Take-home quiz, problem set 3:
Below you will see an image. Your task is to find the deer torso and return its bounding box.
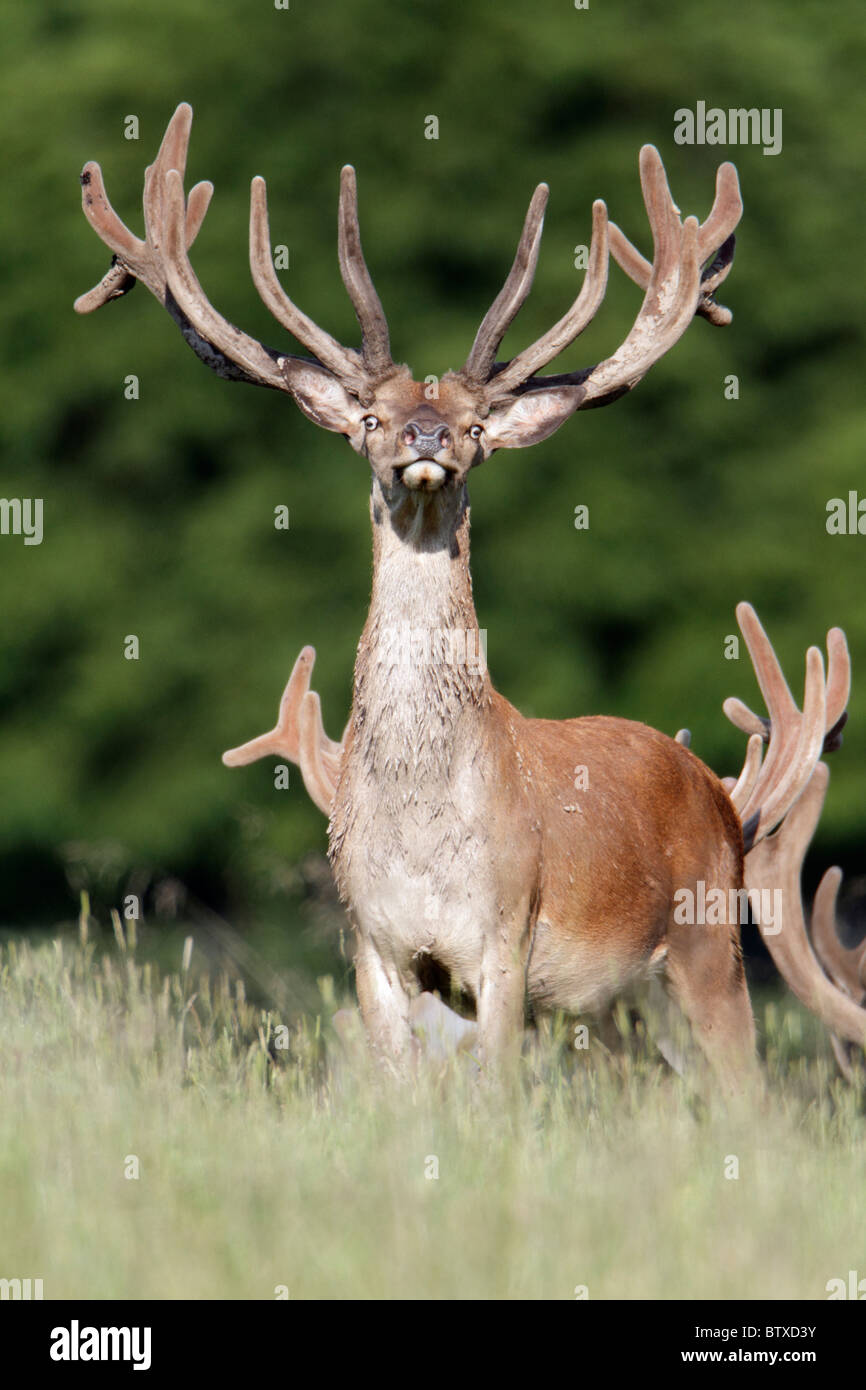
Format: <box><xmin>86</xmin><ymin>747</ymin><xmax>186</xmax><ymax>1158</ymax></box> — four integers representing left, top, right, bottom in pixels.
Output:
<box><xmin>328</xmin><ymin>482</ymin><xmax>743</xmax><ymax>1015</ymax></box>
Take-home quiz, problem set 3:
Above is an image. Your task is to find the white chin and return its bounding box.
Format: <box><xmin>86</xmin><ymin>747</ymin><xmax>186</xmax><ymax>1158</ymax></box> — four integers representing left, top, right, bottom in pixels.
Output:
<box><xmin>402</xmin><ymin>461</ymin><xmax>447</xmax><ymax>492</ymax></box>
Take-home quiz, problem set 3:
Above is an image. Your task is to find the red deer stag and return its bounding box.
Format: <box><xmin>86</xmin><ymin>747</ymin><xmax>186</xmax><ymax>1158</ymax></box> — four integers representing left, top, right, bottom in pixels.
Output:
<box><xmin>75</xmin><ymin>104</ymin><xmax>865</xmax><ymax>1090</ymax></box>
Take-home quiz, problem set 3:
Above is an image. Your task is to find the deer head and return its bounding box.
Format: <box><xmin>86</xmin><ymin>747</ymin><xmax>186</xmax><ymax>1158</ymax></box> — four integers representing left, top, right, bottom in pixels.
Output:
<box><xmin>75</xmin><ymin>102</ymin><xmax>742</xmax><ymax>519</ymax></box>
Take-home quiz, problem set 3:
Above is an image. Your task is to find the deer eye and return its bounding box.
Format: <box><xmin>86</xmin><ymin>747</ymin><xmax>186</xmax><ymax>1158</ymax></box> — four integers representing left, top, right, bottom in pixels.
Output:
<box><xmin>469</xmin><ymin>424</ymin><xmax>483</xmax><ymax>440</ymax></box>
<box><xmin>363</xmin><ymin>415</ymin><xmax>379</xmax><ymax>431</ymax></box>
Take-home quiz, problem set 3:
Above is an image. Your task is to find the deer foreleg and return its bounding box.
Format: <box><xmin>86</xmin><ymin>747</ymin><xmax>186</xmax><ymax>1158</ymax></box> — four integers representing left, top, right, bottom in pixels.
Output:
<box><xmin>475</xmin><ymin>910</ymin><xmax>532</xmax><ymax>1071</ymax></box>
<box><xmin>354</xmin><ymin>938</ymin><xmax>415</xmax><ymax>1072</ymax></box>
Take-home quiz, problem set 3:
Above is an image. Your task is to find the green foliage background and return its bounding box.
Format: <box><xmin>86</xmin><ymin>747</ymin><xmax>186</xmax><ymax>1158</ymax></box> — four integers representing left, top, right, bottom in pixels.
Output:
<box><xmin>2</xmin><ymin>0</ymin><xmax>865</xmax><ymax>944</ymax></box>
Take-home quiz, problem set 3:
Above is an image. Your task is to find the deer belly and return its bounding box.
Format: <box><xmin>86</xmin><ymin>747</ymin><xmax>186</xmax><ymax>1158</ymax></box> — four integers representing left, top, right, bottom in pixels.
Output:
<box><xmin>527</xmin><ymin>917</ymin><xmax>660</xmax><ymax>1015</ymax></box>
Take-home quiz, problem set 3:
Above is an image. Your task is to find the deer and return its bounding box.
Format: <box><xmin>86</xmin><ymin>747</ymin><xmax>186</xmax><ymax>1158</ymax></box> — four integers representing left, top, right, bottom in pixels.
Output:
<box><xmin>75</xmin><ymin>103</ymin><xmax>866</xmax><ymax>1092</ymax></box>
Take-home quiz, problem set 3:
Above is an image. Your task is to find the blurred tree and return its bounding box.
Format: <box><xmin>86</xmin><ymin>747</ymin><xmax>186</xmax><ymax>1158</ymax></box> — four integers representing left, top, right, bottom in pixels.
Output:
<box><xmin>1</xmin><ymin>0</ymin><xmax>864</xmax><ymax>935</ymax></box>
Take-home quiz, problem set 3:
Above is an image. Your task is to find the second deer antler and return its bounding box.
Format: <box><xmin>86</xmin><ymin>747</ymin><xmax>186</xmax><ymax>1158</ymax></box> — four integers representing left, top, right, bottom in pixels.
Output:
<box><xmin>723</xmin><ymin>603</ymin><xmax>849</xmax><ymax>851</ymax></box>
<box><xmin>222</xmin><ymin>647</ymin><xmax>346</xmax><ymax>816</ymax></box>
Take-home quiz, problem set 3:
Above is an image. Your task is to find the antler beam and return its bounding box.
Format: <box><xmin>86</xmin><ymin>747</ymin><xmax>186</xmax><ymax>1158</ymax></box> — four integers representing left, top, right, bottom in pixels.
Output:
<box><xmin>745</xmin><ymin>762</ymin><xmax>866</xmax><ymax>1052</ymax></box>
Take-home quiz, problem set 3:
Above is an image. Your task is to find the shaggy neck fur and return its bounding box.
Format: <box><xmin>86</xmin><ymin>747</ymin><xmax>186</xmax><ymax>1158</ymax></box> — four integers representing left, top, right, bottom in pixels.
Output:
<box><xmin>349</xmin><ymin>477</ymin><xmax>492</xmax><ymax>789</ymax></box>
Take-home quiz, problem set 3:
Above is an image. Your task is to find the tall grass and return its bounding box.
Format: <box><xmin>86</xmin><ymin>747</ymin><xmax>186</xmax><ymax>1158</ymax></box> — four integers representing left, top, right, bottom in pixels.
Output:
<box><xmin>0</xmin><ymin>907</ymin><xmax>863</xmax><ymax>1300</ymax></box>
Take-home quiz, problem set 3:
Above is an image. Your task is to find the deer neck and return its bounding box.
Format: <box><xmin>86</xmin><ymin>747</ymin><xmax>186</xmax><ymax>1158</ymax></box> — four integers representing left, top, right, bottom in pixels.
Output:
<box><xmin>349</xmin><ymin>478</ymin><xmax>492</xmax><ymax>779</ymax></box>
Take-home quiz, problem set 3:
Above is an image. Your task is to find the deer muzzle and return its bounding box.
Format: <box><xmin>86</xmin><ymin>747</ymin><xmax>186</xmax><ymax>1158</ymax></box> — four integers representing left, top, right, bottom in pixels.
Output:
<box><xmin>401</xmin><ymin>460</ymin><xmax>448</xmax><ymax>491</ymax></box>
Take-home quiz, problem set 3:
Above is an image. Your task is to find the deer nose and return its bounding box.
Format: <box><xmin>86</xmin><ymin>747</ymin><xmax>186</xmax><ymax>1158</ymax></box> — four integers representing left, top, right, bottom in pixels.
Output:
<box><xmin>403</xmin><ymin>421</ymin><xmax>451</xmax><ymax>456</ymax></box>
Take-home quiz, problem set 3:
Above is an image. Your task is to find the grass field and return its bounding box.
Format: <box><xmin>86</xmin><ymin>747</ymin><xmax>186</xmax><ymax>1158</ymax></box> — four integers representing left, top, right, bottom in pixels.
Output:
<box><xmin>1</xmin><ymin>902</ymin><xmax>864</xmax><ymax>1302</ymax></box>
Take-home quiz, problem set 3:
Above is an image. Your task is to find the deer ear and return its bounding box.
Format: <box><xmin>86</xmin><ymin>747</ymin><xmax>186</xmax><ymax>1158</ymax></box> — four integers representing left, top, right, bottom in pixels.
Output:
<box><xmin>483</xmin><ymin>385</ymin><xmax>586</xmax><ymax>452</ymax></box>
<box><xmin>279</xmin><ymin>357</ymin><xmax>364</xmax><ymax>434</ymax></box>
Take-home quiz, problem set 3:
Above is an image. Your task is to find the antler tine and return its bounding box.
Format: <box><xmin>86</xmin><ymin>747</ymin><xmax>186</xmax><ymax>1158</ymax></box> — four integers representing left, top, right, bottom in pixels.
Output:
<box><xmin>811</xmin><ymin>866</ymin><xmax>866</xmax><ymax>1003</ymax></box>
<box><xmin>75</xmin><ymin>102</ymin><xmax>214</xmax><ymax>313</ymax></box>
<box><xmin>727</xmin><ymin>603</ymin><xmax>827</xmax><ymax>847</ymax></box>
<box><xmin>723</xmin><ymin>697</ymin><xmax>769</xmax><ymax>740</ymax></box>
<box><xmin>483</xmin><ymin>199</ymin><xmax>609</xmax><ymax>399</ymax></box>
<box><xmin>729</xmin><ymin>602</ymin><xmax>804</xmax><ymax>813</ymax></box>
<box><xmin>222</xmin><ymin>645</ymin><xmax>316</xmax><ymax>767</ymax></box>
<box><xmin>725</xmin><ymin>607</ymin><xmax>850</xmax><ymax>785</ymax></box>
<box><xmin>77</xmin><ymin>160</ymin><xmax>141</xmax><ymax>265</ymax></box>
<box><xmin>743</xmin><ymin>645</ymin><xmax>826</xmax><ymax>842</ymax></box>
<box><xmin>811</xmin><ymin>860</ymin><xmax>866</xmax><ymax>1081</ymax></box>
<box><xmin>730</xmin><ymin>603</ymin><xmax>798</xmax><ymax>730</ymax></box>
<box><xmin>745</xmin><ymin>762</ymin><xmax>866</xmax><ymax>1050</ymax></box>
<box><xmin>823</xmin><ymin>627</ymin><xmax>851</xmax><ymax>751</ymax></box>
<box><xmin>338</xmin><ymin>166</ymin><xmax>393</xmax><ymax>375</ymax></box>
<box><xmin>249</xmin><ymin>175</ymin><xmax>367</xmax><ymax>389</ymax></box>
<box><xmin>577</xmin><ymin>209</ymin><xmax>703</xmax><ymax>406</ymax></box>
<box><xmin>161</xmin><ymin>169</ymin><xmax>287</xmax><ymax>388</ymax></box>
<box><xmin>608</xmin><ymin>157</ymin><xmax>741</xmax><ymax>326</ymax></box>
<box><xmin>695</xmin><ymin>161</ymin><xmax>743</xmax><ymax>267</ymax></box>
<box><xmin>461</xmin><ymin>182</ymin><xmax>550</xmax><ymax>385</ymax></box>
<box><xmin>221</xmin><ymin>647</ymin><xmax>345</xmax><ymax>818</ymax></box>
<box><xmin>729</xmin><ymin>732</ymin><xmax>764</xmax><ymax>814</ymax></box>
<box><xmin>184</xmin><ymin>179</ymin><xmax>214</xmax><ymax>247</ymax></box>
<box><xmin>74</xmin><ymin>171</ymin><xmax>145</xmax><ymax>313</ymax></box>
<box><xmin>825</xmin><ymin>628</ymin><xmax>851</xmax><ymax>725</ymax></box>
<box><xmin>141</xmin><ymin>99</ymin><xmax>195</xmax><ymax>259</ymax></box>
<box><xmin>608</xmin><ymin>159</ymin><xmax>739</xmax><ymax>282</ymax></box>
<box><xmin>606</xmin><ymin>143</ymin><xmax>686</xmax><ymax>290</ymax></box>
<box><xmin>298</xmin><ymin>691</ymin><xmax>339</xmax><ymax>815</ymax></box>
